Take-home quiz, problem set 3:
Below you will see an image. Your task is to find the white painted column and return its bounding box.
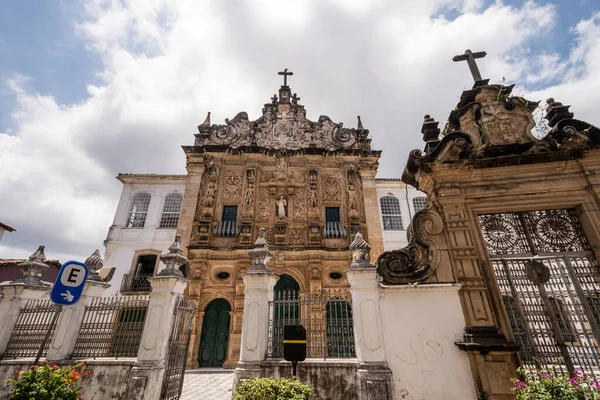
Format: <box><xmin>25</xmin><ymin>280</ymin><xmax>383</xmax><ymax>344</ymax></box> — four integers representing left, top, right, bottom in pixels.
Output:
<box><xmin>237</xmin><ymin>271</ymin><xmax>278</xmax><ymax>370</ymax></box>
<box><xmin>346</xmin><ymin>232</ymin><xmax>393</xmax><ymax>400</ymax></box>
<box><xmin>234</xmin><ymin>228</ymin><xmax>278</xmax><ymax>384</ymax></box>
<box><xmin>346</xmin><ymin>268</ymin><xmax>387</xmax><ymax>363</ymax></box>
<box><xmin>0</xmin><ymin>283</ymin><xmax>49</xmax><ymax>356</ymax></box>
<box><xmin>47</xmin><ymin>280</ymin><xmax>110</xmax><ymax>361</ymax></box>
<box><xmin>127</xmin><ymin>275</ymin><xmax>188</xmax><ymax>400</ymax></box>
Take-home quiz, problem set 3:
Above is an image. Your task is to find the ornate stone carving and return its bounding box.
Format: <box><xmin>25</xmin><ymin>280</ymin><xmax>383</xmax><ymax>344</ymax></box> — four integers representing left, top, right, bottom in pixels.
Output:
<box><xmin>13</xmin><ymin>245</ymin><xmax>49</xmax><ymax>286</ymax></box>
<box><xmin>257</xmin><ymin>188</ymin><xmax>271</xmax><ymax>220</ymax></box>
<box><xmin>292</xmin><ymin>188</ymin><xmax>307</xmax><ymax>221</ymax></box>
<box><xmin>158</xmin><ymin>235</ymin><xmax>187</xmax><ymax>277</ymax></box>
<box><xmin>84</xmin><ymin>249</ymin><xmax>104</xmax><ymax>282</ymax></box>
<box><xmin>242</xmin><ymin>168</ymin><xmax>256</xmax><ymax>218</ymax></box>
<box><xmin>377</xmin><ymin>201</ymin><xmax>444</xmax><ymax>284</ymax></box>
<box><xmin>349</xmin><ymin>232</ymin><xmax>373</xmax><ymax>269</ymax></box>
<box><xmin>322</xmin><ymin>173</ymin><xmax>342</xmax><ymax>201</ymax></box>
<box><xmin>248</xmin><ymin>228</ymin><xmax>272</xmax><ymax>272</ymax></box>
<box><xmin>194</xmin><ymin>84</ymin><xmax>372</xmax><ymax>151</ymax></box>
<box><xmin>222</xmin><ymin>170</ymin><xmax>243</xmax><ymax>199</ymax></box>
<box><xmin>288</xmin><ymin>228</ymin><xmax>306</xmax><ymax>245</ymax></box>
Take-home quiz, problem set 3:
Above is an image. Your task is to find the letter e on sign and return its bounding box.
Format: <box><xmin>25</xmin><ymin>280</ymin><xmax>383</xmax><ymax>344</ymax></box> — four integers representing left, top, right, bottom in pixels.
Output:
<box><xmin>60</xmin><ymin>264</ymin><xmax>86</xmax><ymax>287</ymax></box>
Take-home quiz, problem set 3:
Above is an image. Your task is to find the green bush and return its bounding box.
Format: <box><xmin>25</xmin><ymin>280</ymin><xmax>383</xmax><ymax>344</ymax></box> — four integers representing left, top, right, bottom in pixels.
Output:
<box><xmin>513</xmin><ymin>366</ymin><xmax>600</xmax><ymax>399</ymax></box>
<box><xmin>6</xmin><ymin>360</ymin><xmax>91</xmax><ymax>400</ymax></box>
<box><xmin>234</xmin><ymin>377</ymin><xmax>313</xmax><ymax>400</ymax></box>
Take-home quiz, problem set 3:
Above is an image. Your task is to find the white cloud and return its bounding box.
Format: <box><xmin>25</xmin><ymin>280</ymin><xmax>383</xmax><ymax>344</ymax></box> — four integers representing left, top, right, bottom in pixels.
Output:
<box><xmin>1</xmin><ymin>0</ymin><xmax>598</xmax><ymax>264</ymax></box>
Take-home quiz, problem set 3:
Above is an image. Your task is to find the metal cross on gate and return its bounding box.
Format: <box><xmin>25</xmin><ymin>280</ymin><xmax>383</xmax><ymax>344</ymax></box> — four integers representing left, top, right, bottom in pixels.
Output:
<box><xmin>278</xmin><ymin>68</ymin><xmax>293</xmax><ymax>86</ymax></box>
<box><xmin>452</xmin><ymin>49</ymin><xmax>487</xmax><ymax>82</ymax></box>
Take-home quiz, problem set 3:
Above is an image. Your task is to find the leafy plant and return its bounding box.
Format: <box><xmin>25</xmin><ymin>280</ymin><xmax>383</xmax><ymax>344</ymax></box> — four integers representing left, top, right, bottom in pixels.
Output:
<box><xmin>513</xmin><ymin>366</ymin><xmax>600</xmax><ymax>399</ymax></box>
<box><xmin>234</xmin><ymin>377</ymin><xmax>312</xmax><ymax>400</ymax></box>
<box><xmin>6</xmin><ymin>360</ymin><xmax>91</xmax><ymax>400</ymax></box>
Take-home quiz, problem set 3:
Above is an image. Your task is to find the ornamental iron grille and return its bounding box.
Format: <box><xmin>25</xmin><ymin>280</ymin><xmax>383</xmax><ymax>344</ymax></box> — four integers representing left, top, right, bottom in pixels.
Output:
<box><xmin>268</xmin><ymin>289</ymin><xmax>356</xmax><ymax>359</ymax></box>
<box><xmin>478</xmin><ymin>209</ymin><xmax>600</xmax><ymax>375</ymax></box>
<box><xmin>161</xmin><ymin>296</ymin><xmax>195</xmax><ymax>400</ymax></box>
<box><xmin>4</xmin><ymin>298</ymin><xmax>58</xmax><ymax>358</ymax></box>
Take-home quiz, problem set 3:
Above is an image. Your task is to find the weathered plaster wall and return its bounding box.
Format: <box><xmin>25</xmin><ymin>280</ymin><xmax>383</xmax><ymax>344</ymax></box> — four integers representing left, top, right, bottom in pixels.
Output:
<box><xmin>0</xmin><ymin>359</ymin><xmax>136</xmax><ymax>400</ymax></box>
<box><xmin>379</xmin><ymin>284</ymin><xmax>477</xmax><ymax>400</ymax></box>
<box><xmin>262</xmin><ymin>360</ymin><xmax>358</xmax><ymax>400</ymax></box>
<box><xmin>103</xmin><ymin>179</ymin><xmax>185</xmax><ymax>295</ymax></box>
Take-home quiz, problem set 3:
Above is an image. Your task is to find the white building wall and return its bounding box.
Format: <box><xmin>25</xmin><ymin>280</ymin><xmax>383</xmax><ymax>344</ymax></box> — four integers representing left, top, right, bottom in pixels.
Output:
<box><xmin>103</xmin><ymin>177</ymin><xmax>186</xmax><ymax>295</ymax></box>
<box><xmin>379</xmin><ymin>284</ymin><xmax>477</xmax><ymax>399</ymax></box>
<box><xmin>375</xmin><ymin>179</ymin><xmax>426</xmax><ymax>252</ymax></box>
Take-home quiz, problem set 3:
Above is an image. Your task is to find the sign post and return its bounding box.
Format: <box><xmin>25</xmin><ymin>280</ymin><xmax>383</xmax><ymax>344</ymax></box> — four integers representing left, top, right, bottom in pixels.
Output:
<box><xmin>34</xmin><ymin>261</ymin><xmax>89</xmax><ymax>365</ymax></box>
<box><xmin>283</xmin><ymin>325</ymin><xmax>306</xmax><ymax>380</ymax></box>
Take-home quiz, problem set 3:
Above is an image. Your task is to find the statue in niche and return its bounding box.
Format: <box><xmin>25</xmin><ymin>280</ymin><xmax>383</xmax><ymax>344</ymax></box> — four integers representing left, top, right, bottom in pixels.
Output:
<box><xmin>243</xmin><ymin>184</ymin><xmax>255</xmax><ymax>216</ymax></box>
<box><xmin>348</xmin><ymin>183</ymin><xmax>358</xmax><ymax>211</ymax></box>
<box><xmin>276</xmin><ymin>196</ymin><xmax>288</xmax><ymax>218</ymax></box>
<box><xmin>276</xmin><ymin>157</ymin><xmax>288</xmax><ymax>181</ymax></box>
<box><xmin>309</xmin><ymin>187</ymin><xmax>318</xmax><ymax>208</ymax></box>
<box><xmin>205</xmin><ymin>182</ymin><xmax>217</xmax><ymax>207</ymax></box>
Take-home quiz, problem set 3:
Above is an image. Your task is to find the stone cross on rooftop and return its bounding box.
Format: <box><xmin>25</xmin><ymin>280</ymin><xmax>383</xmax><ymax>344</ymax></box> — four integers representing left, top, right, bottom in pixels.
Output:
<box><xmin>278</xmin><ymin>68</ymin><xmax>293</xmax><ymax>86</ymax></box>
<box><xmin>452</xmin><ymin>49</ymin><xmax>487</xmax><ymax>82</ymax></box>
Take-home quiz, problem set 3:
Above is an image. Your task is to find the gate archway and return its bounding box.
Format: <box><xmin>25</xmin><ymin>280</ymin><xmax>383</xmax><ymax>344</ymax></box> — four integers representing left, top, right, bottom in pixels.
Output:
<box><xmin>479</xmin><ymin>209</ymin><xmax>600</xmax><ymax>374</ymax></box>
<box><xmin>198</xmin><ymin>298</ymin><xmax>231</xmax><ymax>368</ymax></box>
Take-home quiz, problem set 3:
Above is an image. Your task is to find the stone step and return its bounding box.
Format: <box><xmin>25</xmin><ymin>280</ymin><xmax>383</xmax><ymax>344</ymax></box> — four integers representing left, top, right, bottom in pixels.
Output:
<box><xmin>186</xmin><ymin>368</ymin><xmax>235</xmax><ymax>374</ymax></box>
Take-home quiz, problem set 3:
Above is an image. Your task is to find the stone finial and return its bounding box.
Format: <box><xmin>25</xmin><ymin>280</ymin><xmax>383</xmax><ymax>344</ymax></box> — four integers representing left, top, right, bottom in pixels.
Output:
<box><xmin>422</xmin><ymin>114</ymin><xmax>440</xmax><ymax>142</ymax></box>
<box><xmin>545</xmin><ymin>98</ymin><xmax>574</xmax><ymax>128</ymax></box>
<box><xmin>14</xmin><ymin>245</ymin><xmax>49</xmax><ymax>286</ymax></box>
<box><xmin>349</xmin><ymin>232</ymin><xmax>374</xmax><ymax>269</ymax></box>
<box><xmin>248</xmin><ymin>228</ymin><xmax>272</xmax><ymax>272</ymax></box>
<box><xmin>197</xmin><ymin>112</ymin><xmax>211</xmax><ymax>134</ymax></box>
<box><xmin>85</xmin><ymin>249</ymin><xmax>104</xmax><ymax>282</ymax></box>
<box><xmin>357</xmin><ymin>116</ymin><xmax>364</xmax><ymax>131</ymax></box>
<box><xmin>158</xmin><ymin>235</ymin><xmax>187</xmax><ymax>277</ymax></box>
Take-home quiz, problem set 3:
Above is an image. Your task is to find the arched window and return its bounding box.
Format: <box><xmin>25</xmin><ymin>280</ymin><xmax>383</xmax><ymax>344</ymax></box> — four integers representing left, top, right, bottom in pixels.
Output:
<box><xmin>126</xmin><ymin>192</ymin><xmax>151</xmax><ymax>228</ymax></box>
<box><xmin>412</xmin><ymin>197</ymin><xmax>427</xmax><ymax>213</ymax></box>
<box><xmin>380</xmin><ymin>196</ymin><xmax>403</xmax><ymax>231</ymax></box>
<box><xmin>159</xmin><ymin>193</ymin><xmax>183</xmax><ymax>228</ymax></box>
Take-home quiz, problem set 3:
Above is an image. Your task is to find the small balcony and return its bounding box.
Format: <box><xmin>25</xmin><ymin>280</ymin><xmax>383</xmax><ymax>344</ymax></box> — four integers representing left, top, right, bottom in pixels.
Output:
<box><xmin>322</xmin><ymin>222</ymin><xmax>348</xmax><ymax>239</ymax></box>
<box><xmin>213</xmin><ymin>221</ymin><xmax>240</xmax><ymax>237</ymax></box>
<box><xmin>121</xmin><ymin>273</ymin><xmax>153</xmax><ymax>293</ymax></box>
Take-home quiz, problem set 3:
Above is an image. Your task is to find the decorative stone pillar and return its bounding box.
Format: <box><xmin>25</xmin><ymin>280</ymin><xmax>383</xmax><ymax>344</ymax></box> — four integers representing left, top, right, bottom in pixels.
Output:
<box><xmin>234</xmin><ymin>228</ymin><xmax>279</xmax><ymax>383</ymax></box>
<box><xmin>357</xmin><ymin>169</ymin><xmax>384</xmax><ymax>261</ymax></box>
<box><xmin>47</xmin><ymin>250</ymin><xmax>110</xmax><ymax>361</ymax></box>
<box><xmin>345</xmin><ymin>233</ymin><xmax>393</xmax><ymax>400</ymax></box>
<box><xmin>0</xmin><ymin>246</ymin><xmax>51</xmax><ymax>356</ymax></box>
<box><xmin>177</xmin><ymin>154</ymin><xmax>206</xmax><ymax>256</ymax></box>
<box><xmin>127</xmin><ymin>236</ymin><xmax>189</xmax><ymax>400</ymax></box>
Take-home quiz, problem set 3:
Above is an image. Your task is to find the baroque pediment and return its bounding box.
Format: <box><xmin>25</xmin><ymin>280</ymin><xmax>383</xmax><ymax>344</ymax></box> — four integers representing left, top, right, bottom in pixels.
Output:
<box><xmin>194</xmin><ymin>84</ymin><xmax>371</xmax><ymax>152</ymax></box>
<box><xmin>402</xmin><ymin>85</ymin><xmax>600</xmax><ymax>190</ymax></box>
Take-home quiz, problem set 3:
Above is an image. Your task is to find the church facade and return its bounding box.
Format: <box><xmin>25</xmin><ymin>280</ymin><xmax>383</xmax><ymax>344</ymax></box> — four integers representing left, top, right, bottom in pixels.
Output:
<box><xmin>98</xmin><ymin>53</ymin><xmax>600</xmax><ymax>398</ymax></box>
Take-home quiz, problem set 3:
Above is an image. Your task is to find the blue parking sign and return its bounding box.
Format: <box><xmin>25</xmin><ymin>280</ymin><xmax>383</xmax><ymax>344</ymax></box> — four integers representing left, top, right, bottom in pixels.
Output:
<box><xmin>50</xmin><ymin>261</ymin><xmax>89</xmax><ymax>306</ymax></box>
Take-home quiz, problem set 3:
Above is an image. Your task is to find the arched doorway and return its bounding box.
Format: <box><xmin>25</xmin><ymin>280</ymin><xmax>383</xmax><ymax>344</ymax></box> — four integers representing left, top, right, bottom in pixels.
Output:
<box><xmin>274</xmin><ymin>273</ymin><xmax>300</xmax><ymax>295</ymax></box>
<box><xmin>198</xmin><ymin>298</ymin><xmax>231</xmax><ymax>368</ymax></box>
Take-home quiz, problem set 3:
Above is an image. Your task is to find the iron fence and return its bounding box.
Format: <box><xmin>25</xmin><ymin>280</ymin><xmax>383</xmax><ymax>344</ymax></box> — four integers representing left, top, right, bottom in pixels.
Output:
<box><xmin>161</xmin><ymin>296</ymin><xmax>195</xmax><ymax>400</ymax></box>
<box><xmin>72</xmin><ymin>295</ymin><xmax>149</xmax><ymax>358</ymax></box>
<box><xmin>121</xmin><ymin>273</ymin><xmax>153</xmax><ymax>293</ymax></box>
<box><xmin>4</xmin><ymin>298</ymin><xmax>60</xmax><ymax>358</ymax></box>
<box><xmin>268</xmin><ymin>289</ymin><xmax>355</xmax><ymax>359</ymax></box>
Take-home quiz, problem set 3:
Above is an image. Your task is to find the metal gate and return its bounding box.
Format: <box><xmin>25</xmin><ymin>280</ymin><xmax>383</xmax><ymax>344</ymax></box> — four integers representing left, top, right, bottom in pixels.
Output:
<box><xmin>268</xmin><ymin>289</ymin><xmax>355</xmax><ymax>359</ymax></box>
<box><xmin>161</xmin><ymin>296</ymin><xmax>195</xmax><ymax>400</ymax></box>
<box><xmin>479</xmin><ymin>209</ymin><xmax>600</xmax><ymax>374</ymax></box>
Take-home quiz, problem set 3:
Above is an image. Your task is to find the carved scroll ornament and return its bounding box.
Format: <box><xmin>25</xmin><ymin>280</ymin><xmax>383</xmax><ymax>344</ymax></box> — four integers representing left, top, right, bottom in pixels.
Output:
<box><xmin>377</xmin><ymin>201</ymin><xmax>444</xmax><ymax>285</ymax></box>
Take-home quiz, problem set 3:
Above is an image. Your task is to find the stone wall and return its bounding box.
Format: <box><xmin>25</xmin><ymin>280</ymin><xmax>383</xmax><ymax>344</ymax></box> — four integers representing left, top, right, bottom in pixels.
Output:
<box><xmin>262</xmin><ymin>359</ymin><xmax>359</xmax><ymax>400</ymax></box>
<box><xmin>0</xmin><ymin>359</ymin><xmax>137</xmax><ymax>400</ymax></box>
<box><xmin>378</xmin><ymin>284</ymin><xmax>477</xmax><ymax>400</ymax></box>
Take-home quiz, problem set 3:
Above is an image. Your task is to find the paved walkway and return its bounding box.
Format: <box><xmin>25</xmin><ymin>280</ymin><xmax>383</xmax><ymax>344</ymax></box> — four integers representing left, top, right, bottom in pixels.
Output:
<box><xmin>180</xmin><ymin>369</ymin><xmax>234</xmax><ymax>400</ymax></box>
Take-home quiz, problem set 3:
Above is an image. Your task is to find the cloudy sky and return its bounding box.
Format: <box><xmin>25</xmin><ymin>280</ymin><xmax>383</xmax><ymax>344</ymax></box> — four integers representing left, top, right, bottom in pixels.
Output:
<box><xmin>1</xmin><ymin>0</ymin><xmax>599</xmax><ymax>262</ymax></box>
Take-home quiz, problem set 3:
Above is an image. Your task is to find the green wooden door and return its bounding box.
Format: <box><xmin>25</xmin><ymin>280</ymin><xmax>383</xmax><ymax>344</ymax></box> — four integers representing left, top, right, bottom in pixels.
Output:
<box><xmin>199</xmin><ymin>299</ymin><xmax>231</xmax><ymax>367</ymax></box>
